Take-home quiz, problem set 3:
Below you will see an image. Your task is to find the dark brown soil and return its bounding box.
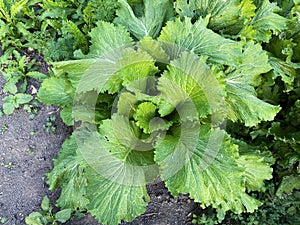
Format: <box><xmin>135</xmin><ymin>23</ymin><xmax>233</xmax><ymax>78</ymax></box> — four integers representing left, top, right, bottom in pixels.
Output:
<box><xmin>0</xmin><ymin>75</ymin><xmax>198</xmax><ymax>225</ymax></box>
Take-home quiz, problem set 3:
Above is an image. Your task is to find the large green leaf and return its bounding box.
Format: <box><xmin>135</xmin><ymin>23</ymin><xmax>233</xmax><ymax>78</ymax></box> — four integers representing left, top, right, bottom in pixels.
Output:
<box><xmin>158</xmin><ymin>17</ymin><xmax>243</xmax><ymax>65</ymax></box>
<box><xmin>114</xmin><ymin>0</ymin><xmax>173</xmax><ymax>40</ymax></box>
<box><xmin>276</xmin><ymin>174</ymin><xmax>300</xmax><ymax>196</ymax></box>
<box><xmin>47</xmin><ymin>135</ymin><xmax>89</xmax><ymax>210</ymax></box>
<box><xmin>155</xmin><ymin>123</ymin><xmax>266</xmax><ymax>214</ymax></box>
<box><xmin>77</xmin><ymin>48</ymin><xmax>158</xmax><ymax>94</ymax></box>
<box><xmin>88</xmin><ymin>21</ymin><xmax>133</xmax><ymax>57</ymax></box>
<box><xmin>175</xmin><ymin>0</ymin><xmax>256</xmax><ymax>35</ymax></box>
<box><xmin>86</xmin><ymin>166</ymin><xmax>149</xmax><ymax>225</ymax></box>
<box><xmin>225</xmin><ymin>43</ymin><xmax>281</xmax><ymax>126</ymax></box>
<box><xmin>75</xmin><ymin>116</ymin><xmax>159</xmax><ymax>224</ymax></box>
<box><xmin>239</xmin><ymin>0</ymin><xmax>288</xmax><ymax>42</ymax></box>
<box><xmin>37</xmin><ymin>77</ymin><xmax>74</xmax><ymax>107</ymax></box>
<box><xmin>158</xmin><ymin>51</ymin><xmax>225</xmax><ymax>120</ymax></box>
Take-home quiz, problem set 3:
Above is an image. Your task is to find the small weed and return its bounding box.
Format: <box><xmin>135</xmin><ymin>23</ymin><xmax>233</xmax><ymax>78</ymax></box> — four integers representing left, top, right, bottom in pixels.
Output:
<box><xmin>43</xmin><ymin>116</ymin><xmax>56</xmax><ymax>132</ymax></box>
<box><xmin>23</xmin><ymin>101</ymin><xmax>40</xmax><ymax>120</ymax></box>
<box><xmin>0</xmin><ymin>125</ymin><xmax>8</xmax><ymax>135</ymax></box>
<box><xmin>0</xmin><ymin>216</ymin><xmax>8</xmax><ymax>224</ymax></box>
<box><xmin>26</xmin><ymin>148</ymin><xmax>35</xmax><ymax>157</ymax></box>
<box><xmin>0</xmin><ymin>162</ymin><xmax>13</xmax><ymax>169</ymax></box>
<box><xmin>30</xmin><ymin>130</ymin><xmax>36</xmax><ymax>136</ymax></box>
<box><xmin>26</xmin><ymin>196</ymin><xmax>71</xmax><ymax>225</ymax></box>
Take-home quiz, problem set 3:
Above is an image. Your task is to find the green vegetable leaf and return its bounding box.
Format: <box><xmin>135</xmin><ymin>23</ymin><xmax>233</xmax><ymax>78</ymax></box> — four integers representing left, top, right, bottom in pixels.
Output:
<box><xmin>235</xmin><ymin>140</ymin><xmax>273</xmax><ymax>192</ymax></box>
<box><xmin>86</xmin><ymin>166</ymin><xmax>149</xmax><ymax>225</ymax></box>
<box><xmin>41</xmin><ymin>196</ymin><xmax>51</xmax><ymax>212</ymax></box>
<box><xmin>114</xmin><ymin>0</ymin><xmax>173</xmax><ymax>40</ymax></box>
<box><xmin>225</xmin><ymin>43</ymin><xmax>281</xmax><ymax>126</ymax></box>
<box><xmin>38</xmin><ymin>77</ymin><xmax>73</xmax><ymax>107</ymax></box>
<box><xmin>239</xmin><ymin>0</ymin><xmax>288</xmax><ymax>42</ymax></box>
<box><xmin>175</xmin><ymin>0</ymin><xmax>256</xmax><ymax>35</ymax></box>
<box><xmin>276</xmin><ymin>174</ymin><xmax>300</xmax><ymax>196</ymax></box>
<box><xmin>137</xmin><ymin>36</ymin><xmax>169</xmax><ymax>63</ymax></box>
<box><xmin>60</xmin><ymin>106</ymin><xmax>74</xmax><ymax>126</ymax></box>
<box><xmin>47</xmin><ymin>135</ymin><xmax>89</xmax><ymax>210</ymax></box>
<box><xmin>78</xmin><ymin>48</ymin><xmax>158</xmax><ymax>94</ymax></box>
<box><xmin>88</xmin><ymin>21</ymin><xmax>133</xmax><ymax>57</ymax></box>
<box><xmin>158</xmin><ymin>51</ymin><xmax>225</xmax><ymax>119</ymax></box>
<box><xmin>155</xmin><ymin>123</ymin><xmax>264</xmax><ymax>214</ymax></box>
<box><xmin>158</xmin><ymin>17</ymin><xmax>243</xmax><ymax>65</ymax></box>
<box><xmin>76</xmin><ymin>116</ymin><xmax>159</xmax><ymax>224</ymax></box>
<box><xmin>133</xmin><ymin>102</ymin><xmax>157</xmax><ymax>133</ymax></box>
<box><xmin>55</xmin><ymin>208</ymin><xmax>72</xmax><ymax>223</ymax></box>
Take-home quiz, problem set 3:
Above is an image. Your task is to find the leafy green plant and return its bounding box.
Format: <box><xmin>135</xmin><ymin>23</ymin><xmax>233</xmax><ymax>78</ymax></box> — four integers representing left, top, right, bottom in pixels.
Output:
<box><xmin>0</xmin><ymin>161</ymin><xmax>13</xmax><ymax>169</ymax></box>
<box><xmin>0</xmin><ymin>124</ymin><xmax>8</xmax><ymax>134</ymax></box>
<box><xmin>1</xmin><ymin>50</ymin><xmax>47</xmax><ymax>94</ymax></box>
<box><xmin>3</xmin><ymin>93</ymin><xmax>33</xmax><ymax>115</ymax></box>
<box><xmin>43</xmin><ymin>115</ymin><xmax>56</xmax><ymax>133</ymax></box>
<box><xmin>0</xmin><ymin>0</ymin><xmax>38</xmax><ymax>52</ymax></box>
<box><xmin>34</xmin><ymin>0</ymin><xmax>119</xmax><ymax>61</ymax></box>
<box><xmin>0</xmin><ymin>216</ymin><xmax>8</xmax><ymax>224</ymax></box>
<box><xmin>32</xmin><ymin>0</ymin><xmax>300</xmax><ymax>224</ymax></box>
<box><xmin>26</xmin><ymin>196</ymin><xmax>72</xmax><ymax>225</ymax></box>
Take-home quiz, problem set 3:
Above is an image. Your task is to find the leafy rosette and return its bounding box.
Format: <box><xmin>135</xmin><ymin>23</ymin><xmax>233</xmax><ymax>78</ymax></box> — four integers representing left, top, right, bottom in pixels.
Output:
<box><xmin>36</xmin><ymin>0</ymin><xmax>285</xmax><ymax>224</ymax></box>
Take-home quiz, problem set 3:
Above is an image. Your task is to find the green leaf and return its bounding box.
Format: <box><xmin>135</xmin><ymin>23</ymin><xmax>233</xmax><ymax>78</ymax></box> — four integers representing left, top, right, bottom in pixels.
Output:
<box><xmin>235</xmin><ymin>140</ymin><xmax>273</xmax><ymax>192</ymax></box>
<box><xmin>225</xmin><ymin>43</ymin><xmax>281</xmax><ymax>126</ymax></box>
<box><xmin>78</xmin><ymin>48</ymin><xmax>158</xmax><ymax>94</ymax></box>
<box><xmin>158</xmin><ymin>51</ymin><xmax>225</xmax><ymax>119</ymax></box>
<box><xmin>268</xmin><ymin>56</ymin><xmax>296</xmax><ymax>91</ymax></box>
<box><xmin>76</xmin><ymin>117</ymin><xmax>159</xmax><ymax>224</ymax></box>
<box><xmin>240</xmin><ymin>0</ymin><xmax>288</xmax><ymax>42</ymax></box>
<box><xmin>133</xmin><ymin>102</ymin><xmax>157</xmax><ymax>133</ymax></box>
<box><xmin>86</xmin><ymin>166</ymin><xmax>150</xmax><ymax>225</ymax></box>
<box><xmin>37</xmin><ymin>77</ymin><xmax>73</xmax><ymax>107</ymax></box>
<box><xmin>55</xmin><ymin>208</ymin><xmax>72</xmax><ymax>223</ymax></box>
<box><xmin>3</xmin><ymin>102</ymin><xmax>14</xmax><ymax>115</ymax></box>
<box><xmin>25</xmin><ymin>212</ymin><xmax>43</xmax><ymax>225</ymax></box>
<box><xmin>155</xmin><ymin>123</ymin><xmax>264</xmax><ymax>214</ymax></box>
<box><xmin>158</xmin><ymin>17</ymin><xmax>243</xmax><ymax>65</ymax></box>
<box><xmin>51</xmin><ymin>59</ymin><xmax>97</xmax><ymax>87</ymax></box>
<box><xmin>276</xmin><ymin>174</ymin><xmax>300</xmax><ymax>196</ymax></box>
<box><xmin>60</xmin><ymin>106</ymin><xmax>74</xmax><ymax>126</ymax></box>
<box><xmin>114</xmin><ymin>0</ymin><xmax>173</xmax><ymax>40</ymax></box>
<box><xmin>47</xmin><ymin>135</ymin><xmax>89</xmax><ymax>210</ymax></box>
<box><xmin>175</xmin><ymin>0</ymin><xmax>256</xmax><ymax>35</ymax></box>
<box><xmin>137</xmin><ymin>36</ymin><xmax>169</xmax><ymax>63</ymax></box>
<box><xmin>41</xmin><ymin>196</ymin><xmax>51</xmax><ymax>211</ymax></box>
<box><xmin>88</xmin><ymin>21</ymin><xmax>133</xmax><ymax>57</ymax></box>
<box><xmin>26</xmin><ymin>71</ymin><xmax>48</xmax><ymax>80</ymax></box>
<box><xmin>15</xmin><ymin>93</ymin><xmax>33</xmax><ymax>104</ymax></box>
<box><xmin>10</xmin><ymin>0</ymin><xmax>28</xmax><ymax>18</ymax></box>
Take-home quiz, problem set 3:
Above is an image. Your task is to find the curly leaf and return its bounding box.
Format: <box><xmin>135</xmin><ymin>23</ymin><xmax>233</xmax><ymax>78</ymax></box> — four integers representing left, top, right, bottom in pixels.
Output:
<box><xmin>155</xmin><ymin>123</ymin><xmax>265</xmax><ymax>214</ymax></box>
<box><xmin>114</xmin><ymin>0</ymin><xmax>174</xmax><ymax>40</ymax></box>
<box><xmin>158</xmin><ymin>17</ymin><xmax>243</xmax><ymax>65</ymax></box>
<box><xmin>158</xmin><ymin>51</ymin><xmax>225</xmax><ymax>119</ymax></box>
<box><xmin>225</xmin><ymin>43</ymin><xmax>281</xmax><ymax>126</ymax></box>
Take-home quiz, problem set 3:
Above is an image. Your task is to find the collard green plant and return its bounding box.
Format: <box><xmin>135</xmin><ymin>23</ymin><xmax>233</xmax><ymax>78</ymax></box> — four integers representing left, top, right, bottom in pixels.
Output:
<box><xmin>33</xmin><ymin>0</ymin><xmax>300</xmax><ymax>224</ymax></box>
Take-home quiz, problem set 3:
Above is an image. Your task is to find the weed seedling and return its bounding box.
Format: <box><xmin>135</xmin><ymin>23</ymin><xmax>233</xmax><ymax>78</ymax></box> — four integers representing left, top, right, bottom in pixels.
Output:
<box><xmin>0</xmin><ymin>162</ymin><xmax>13</xmax><ymax>169</ymax></box>
<box><xmin>43</xmin><ymin>116</ymin><xmax>56</xmax><ymax>132</ymax></box>
<box><xmin>0</xmin><ymin>125</ymin><xmax>8</xmax><ymax>135</ymax></box>
<box><xmin>25</xmin><ymin>196</ymin><xmax>71</xmax><ymax>225</ymax></box>
<box><xmin>0</xmin><ymin>216</ymin><xmax>8</xmax><ymax>224</ymax></box>
<box><xmin>26</xmin><ymin>148</ymin><xmax>35</xmax><ymax>157</ymax></box>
